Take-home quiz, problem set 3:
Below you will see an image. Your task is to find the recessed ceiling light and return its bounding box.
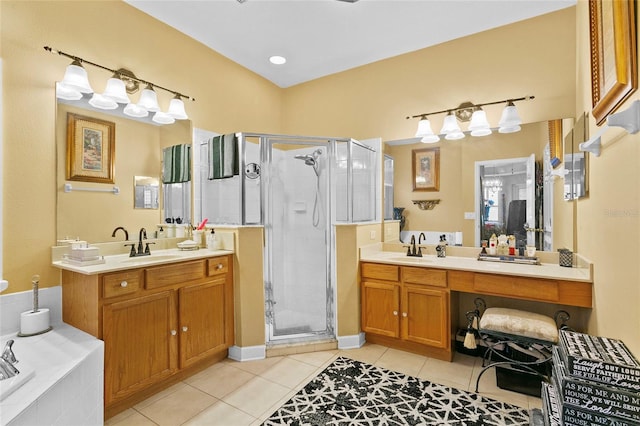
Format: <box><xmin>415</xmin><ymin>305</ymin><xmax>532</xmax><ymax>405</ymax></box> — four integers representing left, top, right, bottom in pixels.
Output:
<box><xmin>269</xmin><ymin>55</ymin><xmax>287</xmax><ymax>65</ymax></box>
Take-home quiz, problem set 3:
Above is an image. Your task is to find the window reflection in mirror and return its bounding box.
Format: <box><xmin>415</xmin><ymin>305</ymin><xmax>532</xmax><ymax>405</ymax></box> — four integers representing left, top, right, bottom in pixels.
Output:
<box><xmin>384</xmin><ymin>155</ymin><xmax>394</xmax><ymax>220</ymax></box>
<box><xmin>134</xmin><ymin>176</ymin><xmax>159</xmax><ymax>209</ymax></box>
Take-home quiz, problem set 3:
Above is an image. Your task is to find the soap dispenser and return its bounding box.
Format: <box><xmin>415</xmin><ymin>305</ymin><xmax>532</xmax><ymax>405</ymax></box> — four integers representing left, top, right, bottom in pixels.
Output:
<box><xmin>436</xmin><ymin>234</ymin><xmax>447</xmax><ymax>258</ymax></box>
<box><xmin>207</xmin><ymin>229</ymin><xmax>222</xmax><ymax>250</ymax></box>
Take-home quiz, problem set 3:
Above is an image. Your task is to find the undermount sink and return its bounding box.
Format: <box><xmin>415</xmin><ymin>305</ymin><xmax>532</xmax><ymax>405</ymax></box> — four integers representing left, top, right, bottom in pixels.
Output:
<box><xmin>119</xmin><ymin>254</ymin><xmax>181</xmax><ymax>264</ymax></box>
<box><xmin>388</xmin><ymin>256</ymin><xmax>432</xmax><ymax>263</ymax></box>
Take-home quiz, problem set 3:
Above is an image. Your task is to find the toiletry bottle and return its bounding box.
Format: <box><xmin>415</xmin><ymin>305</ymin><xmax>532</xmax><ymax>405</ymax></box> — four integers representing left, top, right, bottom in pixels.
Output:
<box><xmin>207</xmin><ymin>229</ymin><xmax>222</xmax><ymax>250</ymax></box>
<box><xmin>488</xmin><ymin>233</ymin><xmax>497</xmax><ymax>255</ymax></box>
<box><xmin>157</xmin><ymin>226</ymin><xmax>166</xmax><ymax>239</ymax></box>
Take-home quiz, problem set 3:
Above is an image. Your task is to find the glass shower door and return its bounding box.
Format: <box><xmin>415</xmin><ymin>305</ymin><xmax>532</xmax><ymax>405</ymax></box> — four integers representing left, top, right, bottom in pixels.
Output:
<box><xmin>264</xmin><ymin>138</ymin><xmax>332</xmax><ymax>341</ymax></box>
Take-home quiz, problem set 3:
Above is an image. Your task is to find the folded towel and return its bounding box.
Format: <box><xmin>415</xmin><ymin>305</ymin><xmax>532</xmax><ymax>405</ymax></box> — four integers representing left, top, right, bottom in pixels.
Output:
<box><xmin>162</xmin><ymin>144</ymin><xmax>191</xmax><ymax>184</ymax></box>
<box><xmin>208</xmin><ymin>134</ymin><xmax>239</xmax><ymax>179</ymax></box>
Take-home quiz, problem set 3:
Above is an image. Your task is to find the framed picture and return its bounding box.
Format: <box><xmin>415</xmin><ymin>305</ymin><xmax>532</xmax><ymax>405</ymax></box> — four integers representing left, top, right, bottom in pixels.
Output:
<box><xmin>66</xmin><ymin>113</ymin><xmax>115</xmax><ymax>183</ymax></box>
<box><xmin>589</xmin><ymin>0</ymin><xmax>637</xmax><ymax>125</ymax></box>
<box><xmin>412</xmin><ymin>147</ymin><xmax>439</xmax><ymax>191</ymax></box>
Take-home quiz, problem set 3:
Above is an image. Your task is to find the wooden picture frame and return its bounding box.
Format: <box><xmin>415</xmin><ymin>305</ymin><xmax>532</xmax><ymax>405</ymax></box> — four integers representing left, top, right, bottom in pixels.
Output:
<box><xmin>66</xmin><ymin>113</ymin><xmax>115</xmax><ymax>183</ymax></box>
<box><xmin>589</xmin><ymin>0</ymin><xmax>637</xmax><ymax>125</ymax></box>
<box><xmin>412</xmin><ymin>147</ymin><xmax>439</xmax><ymax>191</ymax></box>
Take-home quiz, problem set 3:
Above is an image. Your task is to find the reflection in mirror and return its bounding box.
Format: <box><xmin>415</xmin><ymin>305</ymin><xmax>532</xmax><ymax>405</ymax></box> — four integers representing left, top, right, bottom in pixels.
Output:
<box><xmin>385</xmin><ymin>120</ymin><xmax>574</xmax><ymax>251</ymax></box>
<box><xmin>564</xmin><ymin>112</ymin><xmax>588</xmax><ymax>200</ymax></box>
<box><xmin>56</xmin><ymin>102</ymin><xmax>192</xmax><ymax>243</ymax></box>
<box><xmin>161</xmin><ymin>144</ymin><xmax>192</xmax><ymax>225</ymax></box>
<box><xmin>475</xmin><ymin>155</ymin><xmax>536</xmax><ymax>251</ymax></box>
<box><xmin>134</xmin><ymin>176</ymin><xmax>159</xmax><ymax>209</ymax></box>
<box><xmin>384</xmin><ymin>155</ymin><xmax>394</xmax><ymax>220</ymax></box>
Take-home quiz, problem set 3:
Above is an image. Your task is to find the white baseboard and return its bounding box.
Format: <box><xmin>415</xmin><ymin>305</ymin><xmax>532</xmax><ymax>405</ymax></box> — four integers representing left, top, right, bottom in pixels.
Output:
<box><xmin>228</xmin><ymin>345</ymin><xmax>266</xmax><ymax>361</ymax></box>
<box><xmin>337</xmin><ymin>333</ymin><xmax>365</xmax><ymax>349</ymax></box>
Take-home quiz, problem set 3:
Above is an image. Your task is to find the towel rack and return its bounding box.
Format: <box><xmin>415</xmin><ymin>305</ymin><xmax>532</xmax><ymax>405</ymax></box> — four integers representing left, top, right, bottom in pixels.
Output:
<box><xmin>64</xmin><ymin>183</ymin><xmax>120</xmax><ymax>194</ymax></box>
<box><xmin>579</xmin><ymin>100</ymin><xmax>640</xmax><ymax>157</ymax></box>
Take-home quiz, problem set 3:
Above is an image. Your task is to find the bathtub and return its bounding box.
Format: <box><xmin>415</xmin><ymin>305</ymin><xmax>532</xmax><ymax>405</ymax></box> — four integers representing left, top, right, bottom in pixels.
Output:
<box><xmin>0</xmin><ymin>323</ymin><xmax>103</xmax><ymax>425</ymax></box>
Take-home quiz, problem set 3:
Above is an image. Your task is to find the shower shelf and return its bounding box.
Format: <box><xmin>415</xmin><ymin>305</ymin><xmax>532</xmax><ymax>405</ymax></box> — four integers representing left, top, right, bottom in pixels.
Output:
<box><xmin>412</xmin><ymin>199</ymin><xmax>440</xmax><ymax>210</ymax></box>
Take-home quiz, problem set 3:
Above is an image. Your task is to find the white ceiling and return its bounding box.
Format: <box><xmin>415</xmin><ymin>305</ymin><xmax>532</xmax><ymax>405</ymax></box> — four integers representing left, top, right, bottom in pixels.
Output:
<box><xmin>125</xmin><ymin>0</ymin><xmax>576</xmax><ymax>88</ymax></box>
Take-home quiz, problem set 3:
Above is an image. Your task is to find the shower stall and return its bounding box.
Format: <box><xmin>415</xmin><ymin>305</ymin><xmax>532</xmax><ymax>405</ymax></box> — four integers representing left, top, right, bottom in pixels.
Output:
<box><xmin>196</xmin><ymin>132</ymin><xmax>378</xmax><ymax>345</ymax></box>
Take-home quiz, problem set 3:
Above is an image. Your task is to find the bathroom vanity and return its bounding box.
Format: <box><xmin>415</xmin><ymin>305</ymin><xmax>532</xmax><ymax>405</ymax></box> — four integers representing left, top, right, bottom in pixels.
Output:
<box><xmin>53</xmin><ymin>250</ymin><xmax>234</xmax><ymax>419</ymax></box>
<box><xmin>359</xmin><ymin>245</ymin><xmax>593</xmax><ymax>362</ymax></box>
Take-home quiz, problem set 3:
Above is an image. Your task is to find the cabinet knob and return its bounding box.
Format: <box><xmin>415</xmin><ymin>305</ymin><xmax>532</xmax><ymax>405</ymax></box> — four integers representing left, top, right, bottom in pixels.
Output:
<box><xmin>170</xmin><ymin>330</ymin><xmax>177</xmax><ymax>336</ymax></box>
<box><xmin>120</xmin><ymin>281</ymin><xmax>128</xmax><ymax>288</ymax></box>
<box><xmin>393</xmin><ymin>310</ymin><xmax>398</xmax><ymax>316</ymax></box>
<box><xmin>216</xmin><ymin>264</ymin><xmax>223</xmax><ymax>270</ymax></box>
<box><xmin>402</xmin><ymin>312</ymin><xmax>408</xmax><ymax>317</ymax></box>
<box><xmin>182</xmin><ymin>326</ymin><xmax>188</xmax><ymax>332</ymax></box>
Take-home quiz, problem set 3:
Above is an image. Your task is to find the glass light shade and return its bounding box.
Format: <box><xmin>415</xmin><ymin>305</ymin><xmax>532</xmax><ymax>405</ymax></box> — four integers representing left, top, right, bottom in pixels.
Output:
<box><xmin>421</xmin><ymin>135</ymin><xmax>440</xmax><ymax>143</ymax></box>
<box><xmin>469</xmin><ymin>109</ymin><xmax>492</xmax><ymax>137</ymax></box>
<box><xmin>415</xmin><ymin>118</ymin><xmax>436</xmax><ymax>137</ymax></box>
<box><xmin>444</xmin><ymin>131</ymin><xmax>465</xmax><ymax>140</ymax></box>
<box><xmin>123</xmin><ymin>103</ymin><xmax>149</xmax><ymax>118</ymax></box>
<box><xmin>137</xmin><ymin>86</ymin><xmax>160</xmax><ymax>112</ymax></box>
<box><xmin>167</xmin><ymin>97</ymin><xmax>188</xmax><ymax>119</ymax></box>
<box><xmin>88</xmin><ymin>93</ymin><xmax>118</xmax><ymax>110</ymax></box>
<box><xmin>61</xmin><ymin>61</ymin><xmax>93</xmax><ymax>93</ymax></box>
<box><xmin>56</xmin><ymin>82</ymin><xmax>82</xmax><ymax>100</ymax></box>
<box><xmin>499</xmin><ymin>125</ymin><xmax>521</xmax><ymax>134</ymax></box>
<box><xmin>152</xmin><ymin>111</ymin><xmax>175</xmax><ymax>125</ymax></box>
<box><xmin>440</xmin><ymin>113</ymin><xmax>462</xmax><ymax>135</ymax></box>
<box><xmin>102</xmin><ymin>77</ymin><xmax>130</xmax><ymax>104</ymax></box>
<box><xmin>498</xmin><ymin>103</ymin><xmax>522</xmax><ymax>131</ymax></box>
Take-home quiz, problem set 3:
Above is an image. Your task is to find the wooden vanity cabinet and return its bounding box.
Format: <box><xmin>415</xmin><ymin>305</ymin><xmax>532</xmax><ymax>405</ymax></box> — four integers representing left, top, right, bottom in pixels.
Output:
<box><xmin>61</xmin><ymin>254</ymin><xmax>234</xmax><ymax>418</ymax></box>
<box><xmin>361</xmin><ymin>262</ymin><xmax>451</xmax><ymax>361</ymax></box>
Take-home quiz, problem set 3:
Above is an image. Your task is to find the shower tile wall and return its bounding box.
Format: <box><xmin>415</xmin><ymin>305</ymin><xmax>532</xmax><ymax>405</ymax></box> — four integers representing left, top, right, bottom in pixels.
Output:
<box><xmin>270</xmin><ymin>147</ymin><xmax>327</xmax><ymax>333</ymax></box>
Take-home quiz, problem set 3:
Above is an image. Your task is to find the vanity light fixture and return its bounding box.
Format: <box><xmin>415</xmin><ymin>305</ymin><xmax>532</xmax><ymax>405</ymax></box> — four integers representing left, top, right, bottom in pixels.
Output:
<box><xmin>407</xmin><ymin>95</ymin><xmax>534</xmax><ymax>141</ymax></box>
<box><xmin>44</xmin><ymin>46</ymin><xmax>194</xmax><ymax>124</ymax></box>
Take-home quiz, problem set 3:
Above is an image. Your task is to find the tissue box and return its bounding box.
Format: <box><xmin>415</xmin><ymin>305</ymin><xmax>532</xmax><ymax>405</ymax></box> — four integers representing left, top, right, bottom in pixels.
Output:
<box><xmin>70</xmin><ymin>246</ymin><xmax>99</xmax><ymax>260</ymax></box>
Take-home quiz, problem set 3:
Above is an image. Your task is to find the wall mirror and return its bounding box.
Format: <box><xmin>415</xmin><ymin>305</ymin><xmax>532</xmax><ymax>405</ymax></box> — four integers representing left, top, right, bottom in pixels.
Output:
<box><xmin>56</xmin><ymin>99</ymin><xmax>192</xmax><ymax>243</ymax></box>
<box><xmin>384</xmin><ymin>119</ymin><xmax>574</xmax><ymax>252</ymax></box>
<box><xmin>134</xmin><ymin>176</ymin><xmax>159</xmax><ymax>209</ymax></box>
<box><xmin>563</xmin><ymin>112</ymin><xmax>588</xmax><ymax>201</ymax></box>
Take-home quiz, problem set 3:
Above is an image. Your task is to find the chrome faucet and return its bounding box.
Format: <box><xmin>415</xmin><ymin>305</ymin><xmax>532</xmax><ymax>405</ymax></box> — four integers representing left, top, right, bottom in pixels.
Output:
<box><xmin>124</xmin><ymin>227</ymin><xmax>154</xmax><ymax>257</ymax></box>
<box><xmin>0</xmin><ymin>340</ymin><xmax>19</xmax><ymax>380</ymax></box>
<box><xmin>111</xmin><ymin>226</ymin><xmax>129</xmax><ymax>241</ymax></box>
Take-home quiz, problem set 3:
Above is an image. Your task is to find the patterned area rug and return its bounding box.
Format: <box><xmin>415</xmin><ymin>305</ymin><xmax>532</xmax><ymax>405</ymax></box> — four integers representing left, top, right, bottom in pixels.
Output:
<box><xmin>263</xmin><ymin>356</ymin><xmax>530</xmax><ymax>425</ymax></box>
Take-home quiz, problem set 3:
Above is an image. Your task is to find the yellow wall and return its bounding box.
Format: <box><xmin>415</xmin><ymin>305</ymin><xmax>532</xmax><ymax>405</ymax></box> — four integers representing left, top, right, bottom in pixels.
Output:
<box><xmin>573</xmin><ymin>1</ymin><xmax>640</xmax><ymax>355</ymax></box>
<box><xmin>1</xmin><ymin>1</ymin><xmax>282</xmax><ymax>291</ymax></box>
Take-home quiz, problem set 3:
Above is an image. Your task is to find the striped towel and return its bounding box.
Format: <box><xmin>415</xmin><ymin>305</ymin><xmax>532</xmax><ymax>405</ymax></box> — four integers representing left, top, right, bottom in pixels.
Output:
<box><xmin>208</xmin><ymin>134</ymin><xmax>239</xmax><ymax>179</ymax></box>
<box><xmin>162</xmin><ymin>144</ymin><xmax>191</xmax><ymax>184</ymax></box>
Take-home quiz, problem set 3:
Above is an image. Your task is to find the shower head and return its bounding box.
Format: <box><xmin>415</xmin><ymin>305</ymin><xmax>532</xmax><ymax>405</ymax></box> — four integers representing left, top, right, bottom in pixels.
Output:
<box><xmin>294</xmin><ymin>154</ymin><xmax>316</xmax><ymax>166</ymax></box>
<box><xmin>294</xmin><ymin>149</ymin><xmax>322</xmax><ymax>167</ymax></box>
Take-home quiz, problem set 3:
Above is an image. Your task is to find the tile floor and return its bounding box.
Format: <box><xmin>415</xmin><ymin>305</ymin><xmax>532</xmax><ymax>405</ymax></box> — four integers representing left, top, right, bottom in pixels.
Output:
<box><xmin>105</xmin><ymin>344</ymin><xmax>542</xmax><ymax>426</ymax></box>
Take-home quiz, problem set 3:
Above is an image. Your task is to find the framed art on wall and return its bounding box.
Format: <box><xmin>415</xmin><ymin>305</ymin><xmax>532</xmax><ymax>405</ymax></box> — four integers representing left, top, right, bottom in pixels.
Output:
<box><xmin>412</xmin><ymin>147</ymin><xmax>440</xmax><ymax>191</ymax></box>
<box><xmin>589</xmin><ymin>0</ymin><xmax>637</xmax><ymax>125</ymax></box>
<box><xmin>66</xmin><ymin>113</ymin><xmax>115</xmax><ymax>183</ymax></box>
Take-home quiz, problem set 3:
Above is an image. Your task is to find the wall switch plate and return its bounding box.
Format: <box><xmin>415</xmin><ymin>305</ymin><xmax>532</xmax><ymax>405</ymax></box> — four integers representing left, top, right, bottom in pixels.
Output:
<box><xmin>370</xmin><ymin>230</ymin><xmax>376</xmax><ymax>239</ymax></box>
<box><xmin>464</xmin><ymin>212</ymin><xmax>476</xmax><ymax>220</ymax></box>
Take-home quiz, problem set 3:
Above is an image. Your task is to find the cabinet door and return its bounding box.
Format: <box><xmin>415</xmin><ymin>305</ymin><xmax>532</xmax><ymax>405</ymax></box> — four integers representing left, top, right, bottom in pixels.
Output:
<box><xmin>103</xmin><ymin>291</ymin><xmax>178</xmax><ymax>405</ymax></box>
<box><xmin>401</xmin><ymin>285</ymin><xmax>449</xmax><ymax>349</ymax></box>
<box><xmin>361</xmin><ymin>280</ymin><xmax>400</xmax><ymax>337</ymax></box>
<box><xmin>179</xmin><ymin>276</ymin><xmax>229</xmax><ymax>368</ymax></box>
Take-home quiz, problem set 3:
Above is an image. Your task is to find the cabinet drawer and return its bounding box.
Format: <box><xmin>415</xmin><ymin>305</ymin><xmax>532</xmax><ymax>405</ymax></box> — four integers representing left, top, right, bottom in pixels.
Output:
<box><xmin>474</xmin><ymin>274</ymin><xmax>559</xmax><ymax>302</ymax></box>
<box><xmin>402</xmin><ymin>267</ymin><xmax>447</xmax><ymax>288</ymax></box>
<box><xmin>103</xmin><ymin>270</ymin><xmax>141</xmax><ymax>298</ymax></box>
<box><xmin>146</xmin><ymin>260</ymin><xmax>206</xmax><ymax>290</ymax></box>
<box><xmin>207</xmin><ymin>256</ymin><xmax>229</xmax><ymax>276</ymax></box>
<box><xmin>361</xmin><ymin>263</ymin><xmax>399</xmax><ymax>281</ymax></box>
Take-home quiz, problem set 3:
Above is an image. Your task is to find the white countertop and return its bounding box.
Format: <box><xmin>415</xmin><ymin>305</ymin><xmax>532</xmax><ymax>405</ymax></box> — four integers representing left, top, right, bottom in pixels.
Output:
<box><xmin>52</xmin><ymin>248</ymin><xmax>234</xmax><ymax>275</ymax></box>
<box><xmin>360</xmin><ymin>245</ymin><xmax>592</xmax><ymax>283</ymax></box>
